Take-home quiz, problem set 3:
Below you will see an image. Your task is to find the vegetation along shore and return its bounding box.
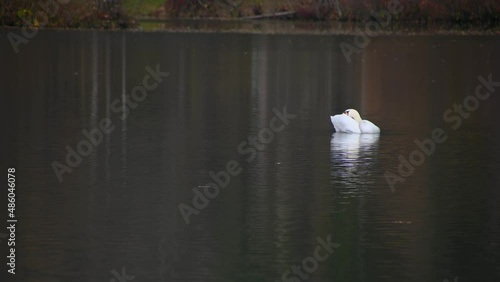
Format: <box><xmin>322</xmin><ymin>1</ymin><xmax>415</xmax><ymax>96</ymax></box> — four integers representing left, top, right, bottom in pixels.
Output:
<box><xmin>0</xmin><ymin>0</ymin><xmax>498</xmax><ymax>31</ymax></box>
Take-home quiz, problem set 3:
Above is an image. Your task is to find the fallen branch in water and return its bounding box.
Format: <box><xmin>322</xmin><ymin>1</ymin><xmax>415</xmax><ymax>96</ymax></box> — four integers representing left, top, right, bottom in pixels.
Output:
<box><xmin>240</xmin><ymin>11</ymin><xmax>296</xmax><ymax>20</ymax></box>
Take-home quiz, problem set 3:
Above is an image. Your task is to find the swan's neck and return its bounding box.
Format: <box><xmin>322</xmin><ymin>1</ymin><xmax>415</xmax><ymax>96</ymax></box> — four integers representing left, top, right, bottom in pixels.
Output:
<box><xmin>348</xmin><ymin>111</ymin><xmax>363</xmax><ymax>122</ymax></box>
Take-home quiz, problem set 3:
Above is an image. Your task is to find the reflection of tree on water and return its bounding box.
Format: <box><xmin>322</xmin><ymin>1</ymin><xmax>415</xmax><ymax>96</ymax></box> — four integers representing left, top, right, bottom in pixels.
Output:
<box><xmin>330</xmin><ymin>133</ymin><xmax>379</xmax><ymax>181</ymax></box>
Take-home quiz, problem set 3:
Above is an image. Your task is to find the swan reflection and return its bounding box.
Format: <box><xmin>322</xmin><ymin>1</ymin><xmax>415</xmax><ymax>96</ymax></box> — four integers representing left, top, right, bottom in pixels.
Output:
<box><xmin>330</xmin><ymin>133</ymin><xmax>380</xmax><ymax>179</ymax></box>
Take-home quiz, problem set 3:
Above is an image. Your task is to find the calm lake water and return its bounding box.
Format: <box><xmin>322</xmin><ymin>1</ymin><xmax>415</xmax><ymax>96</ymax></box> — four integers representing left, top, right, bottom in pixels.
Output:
<box><xmin>2</xmin><ymin>29</ymin><xmax>500</xmax><ymax>282</ymax></box>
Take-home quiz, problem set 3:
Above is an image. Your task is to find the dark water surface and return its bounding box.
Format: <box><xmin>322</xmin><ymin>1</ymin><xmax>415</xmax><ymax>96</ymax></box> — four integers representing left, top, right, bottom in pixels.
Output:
<box><xmin>2</xmin><ymin>29</ymin><xmax>500</xmax><ymax>282</ymax></box>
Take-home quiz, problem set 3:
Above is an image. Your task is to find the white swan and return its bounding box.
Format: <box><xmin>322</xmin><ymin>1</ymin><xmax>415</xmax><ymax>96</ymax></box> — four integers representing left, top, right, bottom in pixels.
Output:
<box><xmin>330</xmin><ymin>109</ymin><xmax>380</xmax><ymax>134</ymax></box>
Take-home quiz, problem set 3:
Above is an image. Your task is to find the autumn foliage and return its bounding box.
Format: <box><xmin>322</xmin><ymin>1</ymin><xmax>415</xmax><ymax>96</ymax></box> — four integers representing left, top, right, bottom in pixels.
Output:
<box><xmin>0</xmin><ymin>0</ymin><xmax>135</xmax><ymax>28</ymax></box>
<box><xmin>0</xmin><ymin>0</ymin><xmax>498</xmax><ymax>28</ymax></box>
<box><xmin>163</xmin><ymin>0</ymin><xmax>499</xmax><ymax>24</ymax></box>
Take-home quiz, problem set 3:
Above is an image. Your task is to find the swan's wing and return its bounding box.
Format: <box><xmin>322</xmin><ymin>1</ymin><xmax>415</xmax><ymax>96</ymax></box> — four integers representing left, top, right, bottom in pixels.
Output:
<box><xmin>359</xmin><ymin>120</ymin><xmax>380</xmax><ymax>134</ymax></box>
<box><xmin>331</xmin><ymin>114</ymin><xmax>361</xmax><ymax>133</ymax></box>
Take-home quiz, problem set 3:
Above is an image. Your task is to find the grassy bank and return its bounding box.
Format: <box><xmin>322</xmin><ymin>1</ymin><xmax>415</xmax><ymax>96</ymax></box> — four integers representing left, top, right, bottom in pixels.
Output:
<box><xmin>0</xmin><ymin>0</ymin><xmax>136</xmax><ymax>28</ymax></box>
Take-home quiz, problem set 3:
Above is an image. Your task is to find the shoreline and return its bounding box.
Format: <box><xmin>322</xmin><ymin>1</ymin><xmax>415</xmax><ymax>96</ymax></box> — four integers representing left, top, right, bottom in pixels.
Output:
<box><xmin>2</xmin><ymin>19</ymin><xmax>499</xmax><ymax>36</ymax></box>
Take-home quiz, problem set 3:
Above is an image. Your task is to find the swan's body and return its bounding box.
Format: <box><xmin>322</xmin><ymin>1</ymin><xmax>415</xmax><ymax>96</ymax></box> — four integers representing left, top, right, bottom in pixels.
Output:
<box><xmin>330</xmin><ymin>109</ymin><xmax>380</xmax><ymax>134</ymax></box>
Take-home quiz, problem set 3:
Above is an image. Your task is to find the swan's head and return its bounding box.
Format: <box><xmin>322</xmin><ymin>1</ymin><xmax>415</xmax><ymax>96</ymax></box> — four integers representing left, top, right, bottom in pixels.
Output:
<box><xmin>344</xmin><ymin>109</ymin><xmax>362</xmax><ymax>122</ymax></box>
